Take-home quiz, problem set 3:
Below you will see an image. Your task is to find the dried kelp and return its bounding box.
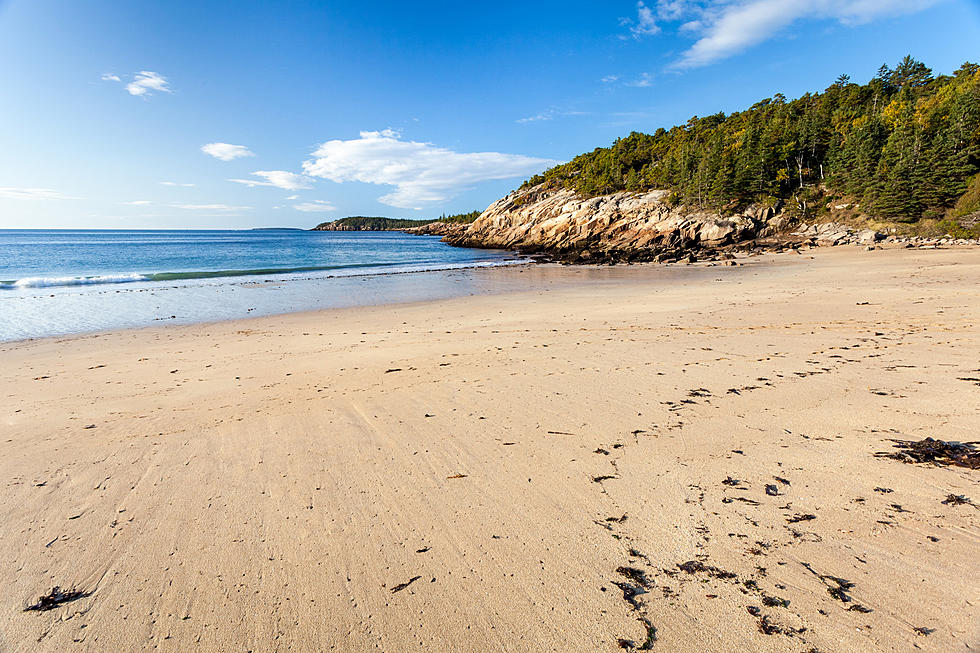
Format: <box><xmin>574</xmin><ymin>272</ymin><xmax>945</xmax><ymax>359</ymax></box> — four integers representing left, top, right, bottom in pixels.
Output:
<box><xmin>24</xmin><ymin>587</ymin><xmax>91</xmax><ymax>612</ymax></box>
<box><xmin>876</xmin><ymin>438</ymin><xmax>979</xmax><ymax>469</ymax></box>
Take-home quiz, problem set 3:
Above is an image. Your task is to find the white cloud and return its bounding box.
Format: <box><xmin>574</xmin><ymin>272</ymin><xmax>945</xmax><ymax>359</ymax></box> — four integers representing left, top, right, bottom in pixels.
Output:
<box><xmin>517</xmin><ymin>109</ymin><xmax>590</xmax><ymax>124</ymax></box>
<box><xmin>517</xmin><ymin>111</ymin><xmax>555</xmax><ymax>124</ymax></box>
<box><xmin>630</xmin><ymin>1</ymin><xmax>660</xmax><ymax>37</ymax></box>
<box><xmin>656</xmin><ymin>0</ymin><xmax>691</xmax><ymax>21</ymax></box>
<box><xmin>172</xmin><ymin>203</ymin><xmax>251</xmax><ymax>211</ymax></box>
<box><xmin>626</xmin><ymin>72</ymin><xmax>654</xmax><ymax>87</ymax></box>
<box><xmin>201</xmin><ymin>142</ymin><xmax>255</xmax><ymax>161</ymax></box>
<box><xmin>228</xmin><ymin>170</ymin><xmax>312</xmax><ymax>190</ymax></box>
<box><xmin>302</xmin><ymin>130</ymin><xmax>557</xmax><ymax>209</ymax></box>
<box><xmin>101</xmin><ymin>73</ymin><xmax>120</xmax><ymax>82</ymax></box>
<box><xmin>159</xmin><ymin>181</ymin><xmax>196</xmax><ymax>187</ymax></box>
<box><xmin>126</xmin><ymin>71</ymin><xmax>171</xmax><ymax>96</ymax></box>
<box><xmin>286</xmin><ymin>194</ymin><xmax>299</xmax><ymax>200</ymax></box>
<box><xmin>122</xmin><ymin>200</ymin><xmax>152</xmax><ymax>205</ymax></box>
<box><xmin>601</xmin><ymin>74</ymin><xmax>621</xmax><ymax>83</ymax></box>
<box><xmin>648</xmin><ymin>0</ymin><xmax>942</xmax><ymax>68</ymax></box>
<box><xmin>0</xmin><ymin>187</ymin><xmax>74</xmax><ymax>200</ymax></box>
<box><xmin>293</xmin><ymin>200</ymin><xmax>336</xmax><ymax>212</ymax></box>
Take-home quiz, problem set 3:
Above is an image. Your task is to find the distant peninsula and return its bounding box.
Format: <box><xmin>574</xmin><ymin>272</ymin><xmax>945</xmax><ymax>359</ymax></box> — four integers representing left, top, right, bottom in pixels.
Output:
<box><xmin>311</xmin><ymin>211</ymin><xmax>480</xmax><ymax>232</ymax></box>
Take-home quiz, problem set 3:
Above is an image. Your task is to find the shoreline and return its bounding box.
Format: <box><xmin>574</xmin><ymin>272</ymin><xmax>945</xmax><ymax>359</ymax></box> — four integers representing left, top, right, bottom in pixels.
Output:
<box><xmin>2</xmin><ymin>241</ymin><xmax>975</xmax><ymax>347</ymax></box>
<box><xmin>0</xmin><ymin>248</ymin><xmax>787</xmax><ymax>346</ymax></box>
<box><xmin>2</xmin><ymin>245</ymin><xmax>978</xmax><ymax>651</ymax></box>
<box><xmin>0</xmin><ymin>257</ymin><xmax>532</xmax><ymax>344</ymax></box>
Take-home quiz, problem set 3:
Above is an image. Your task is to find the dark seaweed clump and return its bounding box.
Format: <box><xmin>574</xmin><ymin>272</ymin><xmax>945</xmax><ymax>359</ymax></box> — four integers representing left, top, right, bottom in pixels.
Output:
<box><xmin>876</xmin><ymin>438</ymin><xmax>979</xmax><ymax>469</ymax></box>
<box><xmin>24</xmin><ymin>587</ymin><xmax>91</xmax><ymax>612</ymax></box>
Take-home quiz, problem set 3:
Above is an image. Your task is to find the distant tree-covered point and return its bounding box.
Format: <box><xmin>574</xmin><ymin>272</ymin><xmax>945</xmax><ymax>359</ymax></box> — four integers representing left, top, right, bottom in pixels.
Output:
<box><xmin>312</xmin><ymin>211</ymin><xmax>482</xmax><ymax>231</ymax></box>
<box><xmin>524</xmin><ymin>57</ymin><xmax>980</xmax><ymax>227</ymax></box>
<box><xmin>313</xmin><ymin>216</ymin><xmax>429</xmax><ymax>231</ymax></box>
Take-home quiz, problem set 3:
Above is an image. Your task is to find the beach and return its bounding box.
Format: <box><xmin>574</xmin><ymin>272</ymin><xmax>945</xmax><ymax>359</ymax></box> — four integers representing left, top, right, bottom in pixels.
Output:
<box><xmin>1</xmin><ymin>245</ymin><xmax>978</xmax><ymax>651</ymax></box>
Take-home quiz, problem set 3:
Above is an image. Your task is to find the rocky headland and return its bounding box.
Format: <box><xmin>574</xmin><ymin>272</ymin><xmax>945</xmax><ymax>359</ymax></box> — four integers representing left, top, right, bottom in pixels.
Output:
<box><xmin>402</xmin><ymin>221</ymin><xmax>470</xmax><ymax>238</ymax></box>
<box><xmin>439</xmin><ymin>185</ymin><xmax>784</xmax><ymax>263</ymax></box>
<box><xmin>420</xmin><ymin>184</ymin><xmax>979</xmax><ymax>263</ymax></box>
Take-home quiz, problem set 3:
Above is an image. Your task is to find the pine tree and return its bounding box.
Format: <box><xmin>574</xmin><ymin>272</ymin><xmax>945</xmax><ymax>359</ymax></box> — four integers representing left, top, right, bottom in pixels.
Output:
<box><xmin>891</xmin><ymin>55</ymin><xmax>932</xmax><ymax>89</ymax></box>
<box><xmin>871</xmin><ymin>101</ymin><xmax>921</xmax><ymax>221</ymax></box>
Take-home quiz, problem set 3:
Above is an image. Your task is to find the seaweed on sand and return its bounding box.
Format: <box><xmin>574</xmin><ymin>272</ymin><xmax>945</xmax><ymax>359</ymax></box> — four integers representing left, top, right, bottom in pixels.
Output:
<box><xmin>390</xmin><ymin>576</ymin><xmax>422</xmax><ymax>593</ymax></box>
<box><xmin>24</xmin><ymin>587</ymin><xmax>91</xmax><ymax>612</ymax></box>
<box><xmin>616</xmin><ymin>566</ymin><xmax>650</xmax><ymax>587</ymax></box>
<box><xmin>942</xmin><ymin>494</ymin><xmax>972</xmax><ymax>506</ymax></box>
<box><xmin>876</xmin><ymin>438</ymin><xmax>979</xmax><ymax>469</ymax></box>
<box><xmin>612</xmin><ymin>581</ymin><xmax>645</xmax><ymax>610</ymax></box>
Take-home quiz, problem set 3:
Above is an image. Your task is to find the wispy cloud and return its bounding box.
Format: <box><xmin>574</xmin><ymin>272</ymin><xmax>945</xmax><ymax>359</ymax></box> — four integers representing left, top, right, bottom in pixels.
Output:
<box><xmin>621</xmin><ymin>1</ymin><xmax>660</xmax><ymax>38</ymax></box>
<box><xmin>125</xmin><ymin>71</ymin><xmax>171</xmax><ymax>96</ymax></box>
<box><xmin>601</xmin><ymin>74</ymin><xmax>621</xmax><ymax>83</ymax></box>
<box><xmin>623</xmin><ymin>1</ymin><xmax>942</xmax><ymax>68</ymax></box>
<box><xmin>201</xmin><ymin>143</ymin><xmax>255</xmax><ymax>161</ymax></box>
<box><xmin>302</xmin><ymin>129</ymin><xmax>557</xmax><ymax>209</ymax></box>
<box><xmin>101</xmin><ymin>73</ymin><xmax>120</xmax><ymax>82</ymax></box>
<box><xmin>159</xmin><ymin>181</ymin><xmax>196</xmax><ymax>187</ymax></box>
<box><xmin>517</xmin><ymin>111</ymin><xmax>556</xmax><ymax>124</ymax></box>
<box><xmin>516</xmin><ymin>109</ymin><xmax>591</xmax><ymax>124</ymax></box>
<box><xmin>626</xmin><ymin>72</ymin><xmax>654</xmax><ymax>87</ymax></box>
<box><xmin>172</xmin><ymin>203</ymin><xmax>251</xmax><ymax>211</ymax></box>
<box><xmin>228</xmin><ymin>170</ymin><xmax>313</xmax><ymax>190</ymax></box>
<box><xmin>121</xmin><ymin>200</ymin><xmax>152</xmax><ymax>206</ymax></box>
<box><xmin>656</xmin><ymin>0</ymin><xmax>689</xmax><ymax>21</ymax></box>
<box><xmin>293</xmin><ymin>200</ymin><xmax>336</xmax><ymax>212</ymax></box>
<box><xmin>0</xmin><ymin>187</ymin><xmax>75</xmax><ymax>200</ymax></box>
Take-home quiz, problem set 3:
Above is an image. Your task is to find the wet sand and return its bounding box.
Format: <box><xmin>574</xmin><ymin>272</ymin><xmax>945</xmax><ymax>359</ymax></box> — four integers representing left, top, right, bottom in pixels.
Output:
<box><xmin>1</xmin><ymin>246</ymin><xmax>978</xmax><ymax>652</ymax></box>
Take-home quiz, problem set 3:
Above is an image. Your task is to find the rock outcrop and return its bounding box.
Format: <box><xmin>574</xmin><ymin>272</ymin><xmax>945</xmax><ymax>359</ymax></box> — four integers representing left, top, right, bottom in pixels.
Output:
<box><xmin>404</xmin><ymin>185</ymin><xmax>976</xmax><ymax>261</ymax></box>
<box><xmin>793</xmin><ymin>223</ymin><xmax>885</xmax><ymax>246</ymax></box>
<box><xmin>442</xmin><ymin>185</ymin><xmax>792</xmax><ymax>262</ymax></box>
<box><xmin>790</xmin><ymin>223</ymin><xmax>979</xmax><ymax>248</ymax></box>
<box><xmin>401</xmin><ymin>221</ymin><xmax>470</xmax><ymax>237</ymax></box>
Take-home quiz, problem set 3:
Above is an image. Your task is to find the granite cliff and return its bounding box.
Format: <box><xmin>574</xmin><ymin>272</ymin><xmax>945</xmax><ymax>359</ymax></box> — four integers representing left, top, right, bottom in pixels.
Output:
<box><xmin>440</xmin><ymin>184</ymin><xmax>793</xmax><ymax>263</ymax></box>
<box><xmin>401</xmin><ymin>221</ymin><xmax>470</xmax><ymax>237</ymax></box>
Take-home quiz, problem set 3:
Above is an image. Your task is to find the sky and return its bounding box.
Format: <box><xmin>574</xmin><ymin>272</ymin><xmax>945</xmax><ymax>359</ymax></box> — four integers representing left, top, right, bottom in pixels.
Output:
<box><xmin>0</xmin><ymin>0</ymin><xmax>978</xmax><ymax>229</ymax></box>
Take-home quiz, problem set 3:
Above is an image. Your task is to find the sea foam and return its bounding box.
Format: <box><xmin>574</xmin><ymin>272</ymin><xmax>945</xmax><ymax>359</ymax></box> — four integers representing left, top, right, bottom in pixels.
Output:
<box><xmin>2</xmin><ymin>273</ymin><xmax>150</xmax><ymax>289</ymax></box>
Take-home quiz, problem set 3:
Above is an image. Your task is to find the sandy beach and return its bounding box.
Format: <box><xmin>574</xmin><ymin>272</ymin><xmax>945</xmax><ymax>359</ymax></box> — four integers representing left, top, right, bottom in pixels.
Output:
<box><xmin>1</xmin><ymin>246</ymin><xmax>978</xmax><ymax>652</ymax></box>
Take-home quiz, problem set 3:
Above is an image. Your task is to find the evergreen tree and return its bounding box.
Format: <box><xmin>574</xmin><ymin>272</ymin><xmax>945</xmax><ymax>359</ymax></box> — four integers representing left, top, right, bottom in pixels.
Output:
<box><xmin>890</xmin><ymin>55</ymin><xmax>932</xmax><ymax>89</ymax></box>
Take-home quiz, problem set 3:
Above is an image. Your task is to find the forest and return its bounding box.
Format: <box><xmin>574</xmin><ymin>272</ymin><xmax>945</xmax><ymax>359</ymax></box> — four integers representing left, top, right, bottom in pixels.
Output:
<box><xmin>312</xmin><ymin>211</ymin><xmax>481</xmax><ymax>231</ymax></box>
<box><xmin>523</xmin><ymin>57</ymin><xmax>980</xmax><ymax>228</ymax></box>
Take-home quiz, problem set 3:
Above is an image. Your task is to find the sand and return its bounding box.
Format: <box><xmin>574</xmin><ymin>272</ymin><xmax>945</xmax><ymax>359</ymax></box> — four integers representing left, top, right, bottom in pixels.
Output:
<box><xmin>1</xmin><ymin>246</ymin><xmax>978</xmax><ymax>652</ymax></box>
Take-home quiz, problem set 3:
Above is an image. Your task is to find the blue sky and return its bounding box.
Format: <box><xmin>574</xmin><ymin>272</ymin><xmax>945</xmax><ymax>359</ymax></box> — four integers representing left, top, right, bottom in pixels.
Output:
<box><xmin>0</xmin><ymin>0</ymin><xmax>978</xmax><ymax>229</ymax></box>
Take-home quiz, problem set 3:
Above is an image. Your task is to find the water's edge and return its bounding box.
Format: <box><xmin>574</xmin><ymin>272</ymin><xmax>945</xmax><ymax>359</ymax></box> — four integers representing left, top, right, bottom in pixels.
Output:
<box><xmin>0</xmin><ymin>259</ymin><xmax>535</xmax><ymax>343</ymax></box>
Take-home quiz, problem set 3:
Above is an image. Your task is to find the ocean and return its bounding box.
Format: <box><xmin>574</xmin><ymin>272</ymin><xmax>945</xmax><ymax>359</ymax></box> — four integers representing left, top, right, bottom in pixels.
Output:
<box><xmin>0</xmin><ymin>229</ymin><xmax>527</xmax><ymax>341</ymax></box>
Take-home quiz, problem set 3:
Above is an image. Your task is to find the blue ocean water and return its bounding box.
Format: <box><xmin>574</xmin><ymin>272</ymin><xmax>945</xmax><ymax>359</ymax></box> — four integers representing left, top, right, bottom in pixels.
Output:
<box><xmin>0</xmin><ymin>229</ymin><xmax>527</xmax><ymax>341</ymax></box>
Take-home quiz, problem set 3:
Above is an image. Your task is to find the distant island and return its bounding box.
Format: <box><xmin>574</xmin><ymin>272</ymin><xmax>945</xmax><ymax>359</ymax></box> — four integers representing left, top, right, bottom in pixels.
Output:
<box><xmin>312</xmin><ymin>211</ymin><xmax>481</xmax><ymax>231</ymax></box>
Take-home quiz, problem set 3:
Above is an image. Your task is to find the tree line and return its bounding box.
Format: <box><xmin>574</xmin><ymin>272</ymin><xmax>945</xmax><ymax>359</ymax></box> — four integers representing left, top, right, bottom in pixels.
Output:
<box><xmin>312</xmin><ymin>211</ymin><xmax>482</xmax><ymax>231</ymax></box>
<box><xmin>524</xmin><ymin>57</ymin><xmax>980</xmax><ymax>226</ymax></box>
